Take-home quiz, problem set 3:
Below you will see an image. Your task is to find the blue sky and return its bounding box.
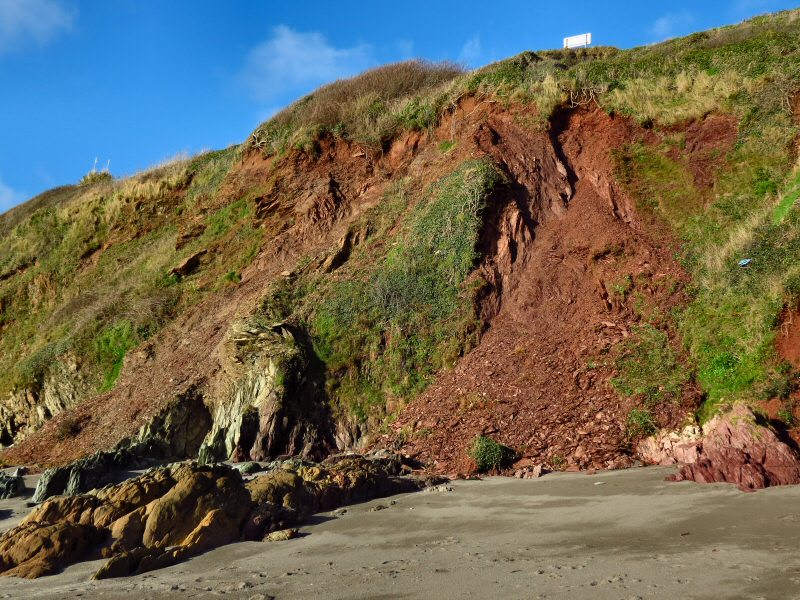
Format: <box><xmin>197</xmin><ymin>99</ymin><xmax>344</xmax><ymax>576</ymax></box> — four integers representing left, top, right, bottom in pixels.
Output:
<box><xmin>0</xmin><ymin>0</ymin><xmax>797</xmax><ymax>212</ymax></box>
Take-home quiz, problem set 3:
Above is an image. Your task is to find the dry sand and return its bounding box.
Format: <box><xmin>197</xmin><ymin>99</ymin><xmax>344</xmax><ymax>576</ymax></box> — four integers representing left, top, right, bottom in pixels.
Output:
<box><xmin>1</xmin><ymin>466</ymin><xmax>799</xmax><ymax>599</ymax></box>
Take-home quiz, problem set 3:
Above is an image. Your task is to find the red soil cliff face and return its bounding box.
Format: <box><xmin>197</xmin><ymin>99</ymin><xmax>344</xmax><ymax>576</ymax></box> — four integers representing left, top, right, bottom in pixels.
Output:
<box><xmin>386</xmin><ymin>107</ymin><xmax>701</xmax><ymax>475</ymax></box>
<box><xmin>4</xmin><ymin>101</ymin><xmax>738</xmax><ymax>474</ymax></box>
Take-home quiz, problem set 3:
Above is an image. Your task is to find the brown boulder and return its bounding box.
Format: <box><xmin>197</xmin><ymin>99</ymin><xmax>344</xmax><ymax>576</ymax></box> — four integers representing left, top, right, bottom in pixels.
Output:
<box><xmin>1</xmin><ymin>455</ymin><xmax>432</xmax><ymax>580</ymax></box>
<box><xmin>142</xmin><ymin>463</ymin><xmax>253</xmax><ymax>548</ymax></box>
<box><xmin>0</xmin><ymin>521</ymin><xmax>104</xmax><ymax>578</ymax></box>
<box><xmin>668</xmin><ymin>404</ymin><xmax>800</xmax><ymax>491</ymax></box>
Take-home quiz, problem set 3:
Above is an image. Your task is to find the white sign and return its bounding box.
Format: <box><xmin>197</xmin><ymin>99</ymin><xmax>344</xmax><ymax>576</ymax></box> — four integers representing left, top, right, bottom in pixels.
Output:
<box><xmin>563</xmin><ymin>33</ymin><xmax>592</xmax><ymax>49</ymax></box>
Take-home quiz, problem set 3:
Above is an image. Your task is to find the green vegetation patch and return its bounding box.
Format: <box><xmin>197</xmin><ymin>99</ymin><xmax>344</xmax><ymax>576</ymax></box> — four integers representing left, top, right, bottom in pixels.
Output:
<box><xmin>94</xmin><ymin>320</ymin><xmax>137</xmax><ymax>391</ymax></box>
<box><xmin>469</xmin><ymin>435</ymin><xmax>517</xmax><ymax>472</ymax></box>
<box><xmin>612</xmin><ymin>324</ymin><xmax>689</xmax><ymax>407</ymax></box>
<box><xmin>309</xmin><ymin>159</ymin><xmax>503</xmax><ymax>420</ymax></box>
<box><xmin>626</xmin><ymin>408</ymin><xmax>658</xmax><ymax>441</ymax></box>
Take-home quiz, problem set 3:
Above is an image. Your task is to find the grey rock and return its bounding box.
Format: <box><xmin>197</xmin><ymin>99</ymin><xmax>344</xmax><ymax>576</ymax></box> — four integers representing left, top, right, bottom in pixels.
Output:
<box><xmin>198</xmin><ymin>321</ymin><xmax>334</xmax><ymax>464</ymax></box>
<box><xmin>0</xmin><ymin>472</ymin><xmax>24</xmax><ymax>499</ymax></box>
<box><xmin>233</xmin><ymin>462</ymin><xmax>263</xmax><ymax>474</ymax></box>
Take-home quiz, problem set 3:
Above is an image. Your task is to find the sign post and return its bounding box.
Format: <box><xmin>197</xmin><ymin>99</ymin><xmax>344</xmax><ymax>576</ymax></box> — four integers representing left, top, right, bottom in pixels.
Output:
<box><xmin>563</xmin><ymin>33</ymin><xmax>592</xmax><ymax>49</ymax></box>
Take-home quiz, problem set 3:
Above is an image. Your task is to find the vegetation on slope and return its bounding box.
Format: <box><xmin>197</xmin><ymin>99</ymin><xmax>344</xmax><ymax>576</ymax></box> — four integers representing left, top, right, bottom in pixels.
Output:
<box><xmin>255</xmin><ymin>160</ymin><xmax>503</xmax><ymax>422</ymax></box>
<box><xmin>0</xmin><ymin>147</ymin><xmax>251</xmax><ymax>407</ymax></box>
<box><xmin>2</xmin><ymin>9</ymin><xmax>799</xmax><ymax>444</ymax></box>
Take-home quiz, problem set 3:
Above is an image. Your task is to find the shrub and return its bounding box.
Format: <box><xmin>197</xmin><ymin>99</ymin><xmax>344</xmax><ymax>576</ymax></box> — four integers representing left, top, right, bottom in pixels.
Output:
<box><xmin>469</xmin><ymin>435</ymin><xmax>516</xmax><ymax>472</ymax></box>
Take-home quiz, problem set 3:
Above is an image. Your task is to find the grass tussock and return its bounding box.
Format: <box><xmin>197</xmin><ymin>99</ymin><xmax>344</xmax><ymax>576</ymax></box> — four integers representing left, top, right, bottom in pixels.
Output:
<box><xmin>248</xmin><ymin>60</ymin><xmax>465</xmax><ymax>153</ymax></box>
<box><xmin>469</xmin><ymin>435</ymin><xmax>516</xmax><ymax>472</ymax></box>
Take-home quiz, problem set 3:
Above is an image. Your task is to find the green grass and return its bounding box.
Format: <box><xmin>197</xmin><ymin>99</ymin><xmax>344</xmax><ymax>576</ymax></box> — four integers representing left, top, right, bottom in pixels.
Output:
<box><xmin>0</xmin><ymin>146</ymin><xmax>261</xmax><ymax>413</ymax></box>
<box><xmin>185</xmin><ymin>146</ymin><xmax>239</xmax><ymax>208</ymax></box>
<box><xmin>94</xmin><ymin>320</ymin><xmax>137</xmax><ymax>391</ymax></box>
<box><xmin>773</xmin><ymin>170</ymin><xmax>800</xmax><ymax>225</ymax></box>
<box><xmin>626</xmin><ymin>408</ymin><xmax>658</xmax><ymax>440</ymax></box>
<box><xmin>612</xmin><ymin>324</ymin><xmax>690</xmax><ymax>407</ymax></box>
<box><xmin>469</xmin><ymin>435</ymin><xmax>516</xmax><ymax>472</ymax></box>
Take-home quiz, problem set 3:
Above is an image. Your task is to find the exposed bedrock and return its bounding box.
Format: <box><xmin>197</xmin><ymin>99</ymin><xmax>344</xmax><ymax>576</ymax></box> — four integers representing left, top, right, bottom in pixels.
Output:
<box><xmin>0</xmin><ymin>454</ymin><xmax>432</xmax><ymax>580</ymax></box>
<box><xmin>667</xmin><ymin>404</ymin><xmax>800</xmax><ymax>491</ymax></box>
<box><xmin>0</xmin><ymin>355</ymin><xmax>89</xmax><ymax>446</ymax></box>
<box><xmin>33</xmin><ymin>388</ymin><xmax>211</xmax><ymax>503</ymax></box>
<box><xmin>639</xmin><ymin>404</ymin><xmax>800</xmax><ymax>491</ymax></box>
<box><xmin>198</xmin><ymin>319</ymin><xmax>335</xmax><ymax>465</ymax></box>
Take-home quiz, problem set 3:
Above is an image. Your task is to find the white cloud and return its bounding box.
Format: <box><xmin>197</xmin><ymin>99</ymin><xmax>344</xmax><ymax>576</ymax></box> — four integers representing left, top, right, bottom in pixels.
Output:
<box><xmin>458</xmin><ymin>36</ymin><xmax>482</xmax><ymax>67</ymax></box>
<box><xmin>0</xmin><ymin>173</ymin><xmax>24</xmax><ymax>213</ymax></box>
<box><xmin>395</xmin><ymin>39</ymin><xmax>414</xmax><ymax>60</ymax></box>
<box><xmin>240</xmin><ymin>25</ymin><xmax>373</xmax><ymax>103</ymax></box>
<box><xmin>650</xmin><ymin>10</ymin><xmax>695</xmax><ymax>42</ymax></box>
<box><xmin>0</xmin><ymin>0</ymin><xmax>74</xmax><ymax>56</ymax></box>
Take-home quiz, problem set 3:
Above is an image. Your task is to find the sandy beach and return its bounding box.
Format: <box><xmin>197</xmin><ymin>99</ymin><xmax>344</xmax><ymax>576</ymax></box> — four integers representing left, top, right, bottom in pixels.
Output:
<box><xmin>1</xmin><ymin>466</ymin><xmax>798</xmax><ymax>599</ymax></box>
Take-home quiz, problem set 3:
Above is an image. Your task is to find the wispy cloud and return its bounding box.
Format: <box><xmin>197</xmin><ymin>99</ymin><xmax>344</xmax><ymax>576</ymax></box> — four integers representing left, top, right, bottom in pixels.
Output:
<box><xmin>650</xmin><ymin>10</ymin><xmax>695</xmax><ymax>42</ymax></box>
<box><xmin>458</xmin><ymin>36</ymin><xmax>482</xmax><ymax>67</ymax></box>
<box><xmin>395</xmin><ymin>39</ymin><xmax>414</xmax><ymax>60</ymax></box>
<box><xmin>0</xmin><ymin>0</ymin><xmax>74</xmax><ymax>56</ymax></box>
<box><xmin>0</xmin><ymin>173</ymin><xmax>24</xmax><ymax>213</ymax></box>
<box><xmin>240</xmin><ymin>25</ymin><xmax>373</xmax><ymax>103</ymax></box>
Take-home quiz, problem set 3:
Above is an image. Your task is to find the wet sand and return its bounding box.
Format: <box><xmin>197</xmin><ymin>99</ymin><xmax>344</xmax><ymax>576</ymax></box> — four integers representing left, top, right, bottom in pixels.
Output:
<box><xmin>2</xmin><ymin>466</ymin><xmax>799</xmax><ymax>599</ymax></box>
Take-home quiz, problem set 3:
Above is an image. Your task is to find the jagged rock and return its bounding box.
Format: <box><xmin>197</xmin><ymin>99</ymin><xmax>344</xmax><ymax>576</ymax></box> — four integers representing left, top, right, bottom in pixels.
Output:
<box><xmin>637</xmin><ymin>424</ymin><xmax>702</xmax><ymax>465</ymax></box>
<box><xmin>320</xmin><ymin>226</ymin><xmax>368</xmax><ymax>274</ymax></box>
<box><xmin>0</xmin><ymin>355</ymin><xmax>88</xmax><ymax>446</ymax></box>
<box><xmin>141</xmin><ymin>465</ymin><xmax>252</xmax><ymax>548</ymax></box>
<box><xmin>0</xmin><ymin>454</ymin><xmax>434</xmax><ymax>580</ymax></box>
<box><xmin>668</xmin><ymin>404</ymin><xmax>800</xmax><ymax>491</ymax></box>
<box><xmin>199</xmin><ymin>321</ymin><xmax>333</xmax><ymax>464</ymax></box>
<box><xmin>0</xmin><ymin>472</ymin><xmax>24</xmax><ymax>499</ymax></box>
<box><xmin>32</xmin><ymin>390</ymin><xmax>210</xmax><ymax>503</ymax></box>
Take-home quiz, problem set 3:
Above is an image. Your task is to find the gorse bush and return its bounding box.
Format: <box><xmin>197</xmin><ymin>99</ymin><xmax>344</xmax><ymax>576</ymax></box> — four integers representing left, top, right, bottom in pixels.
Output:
<box><xmin>469</xmin><ymin>435</ymin><xmax>516</xmax><ymax>472</ymax></box>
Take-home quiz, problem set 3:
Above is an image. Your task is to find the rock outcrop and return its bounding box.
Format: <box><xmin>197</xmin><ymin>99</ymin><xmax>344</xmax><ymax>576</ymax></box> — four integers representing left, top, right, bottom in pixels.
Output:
<box><xmin>33</xmin><ymin>390</ymin><xmax>211</xmax><ymax>502</ymax></box>
<box><xmin>668</xmin><ymin>405</ymin><xmax>800</xmax><ymax>491</ymax></box>
<box><xmin>198</xmin><ymin>320</ymin><xmax>334</xmax><ymax>464</ymax></box>
<box><xmin>0</xmin><ymin>469</ymin><xmax>25</xmax><ymax>499</ymax></box>
<box><xmin>0</xmin><ymin>454</ymin><xmax>432</xmax><ymax>580</ymax></box>
<box><xmin>637</xmin><ymin>424</ymin><xmax>702</xmax><ymax>466</ymax></box>
<box><xmin>0</xmin><ymin>355</ymin><xmax>89</xmax><ymax>445</ymax></box>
